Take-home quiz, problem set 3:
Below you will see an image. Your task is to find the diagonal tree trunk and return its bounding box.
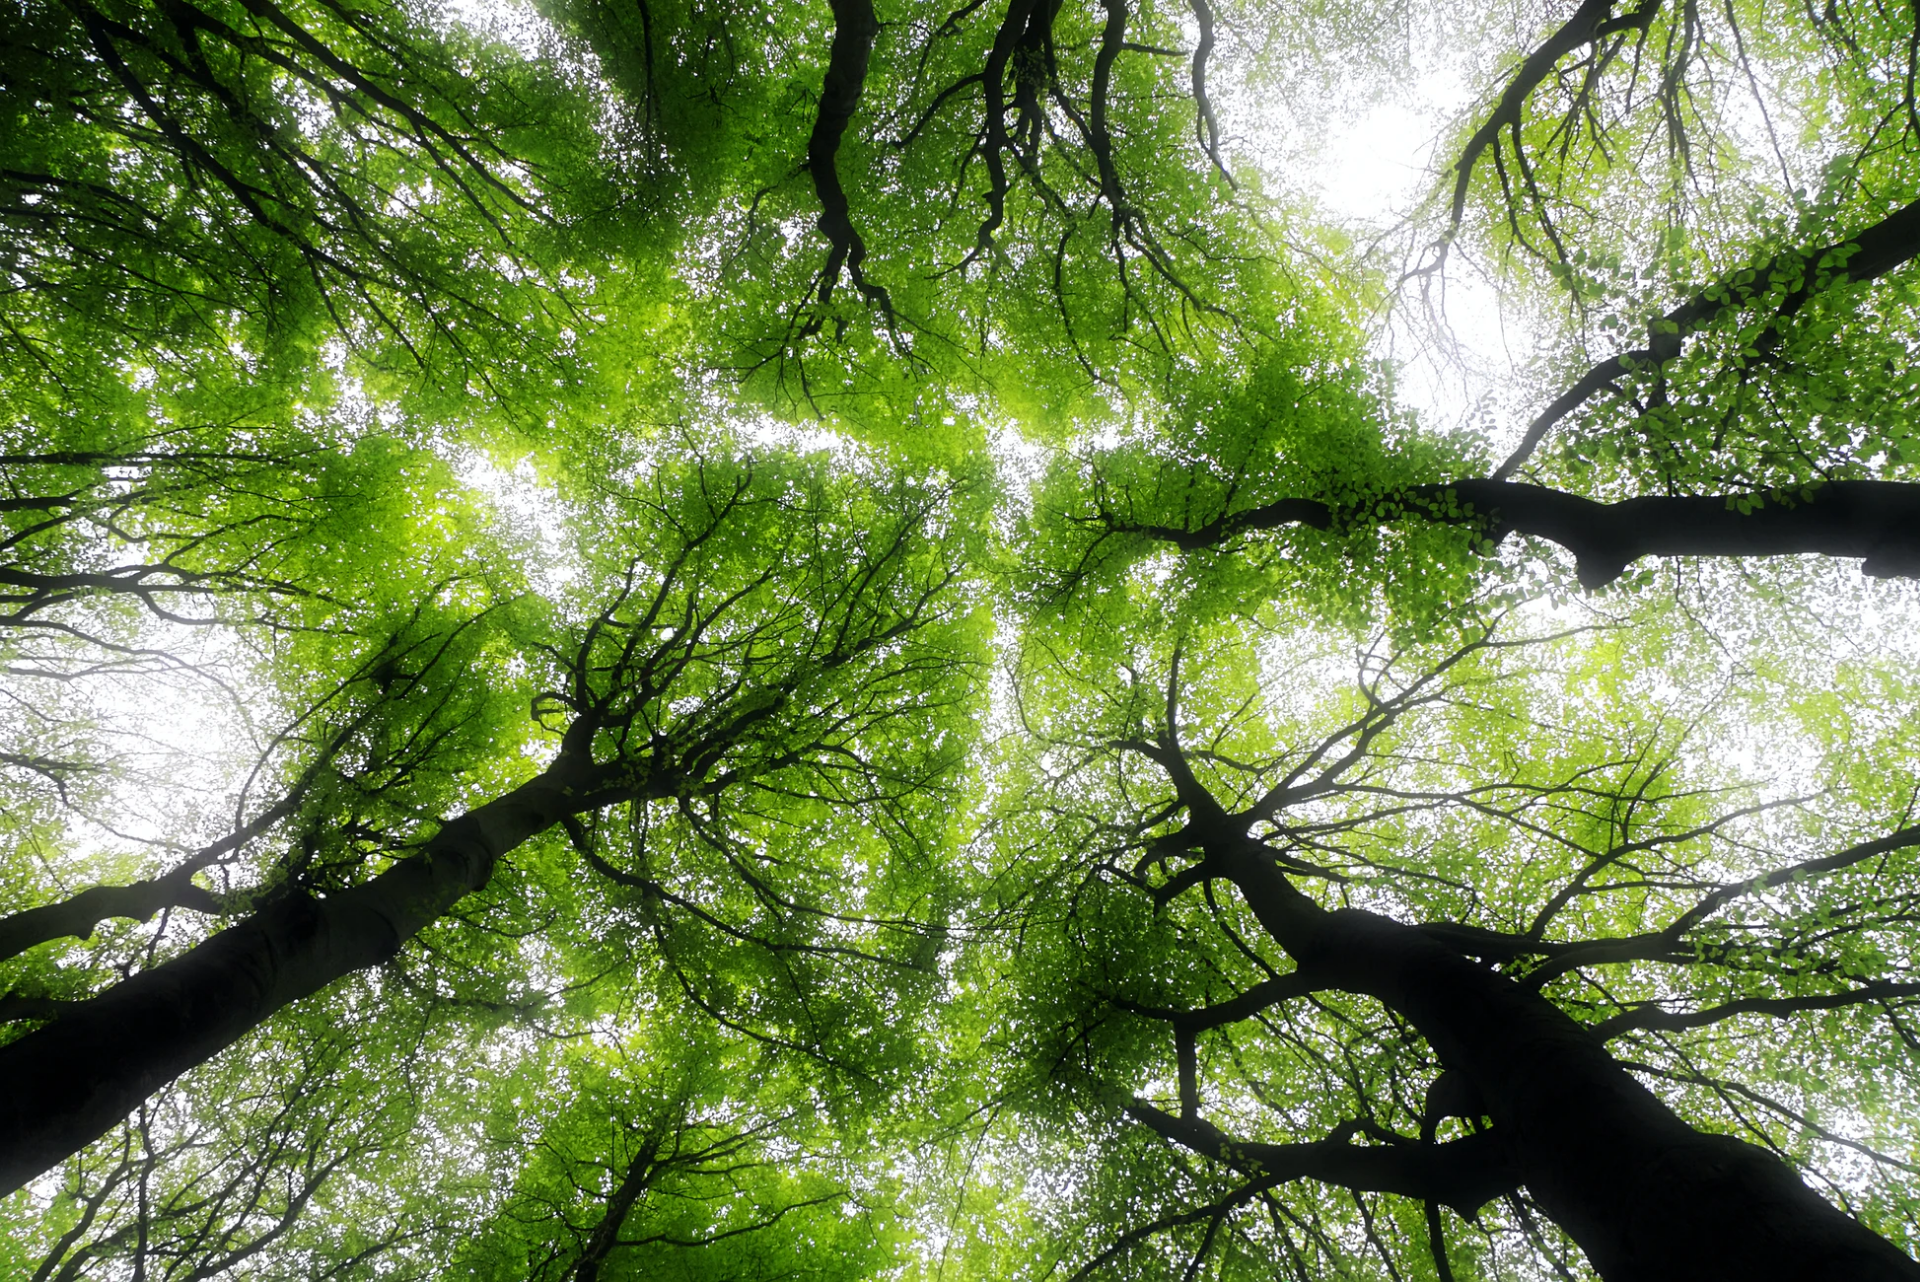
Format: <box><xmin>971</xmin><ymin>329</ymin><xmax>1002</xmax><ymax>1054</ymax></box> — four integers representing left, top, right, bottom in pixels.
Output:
<box><xmin>1212</xmin><ymin>836</ymin><xmax>1920</xmax><ymax>1281</ymax></box>
<box><xmin>0</xmin><ymin>754</ymin><xmax>624</xmax><ymax>1196</ymax></box>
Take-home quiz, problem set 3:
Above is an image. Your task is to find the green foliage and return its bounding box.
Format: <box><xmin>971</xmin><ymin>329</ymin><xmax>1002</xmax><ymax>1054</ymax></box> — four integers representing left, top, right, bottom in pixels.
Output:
<box><xmin>3</xmin><ymin>0</ymin><xmax>1920</xmax><ymax>1279</ymax></box>
<box><xmin>1021</xmin><ymin>339</ymin><xmax>1494</xmax><ymax>632</ymax></box>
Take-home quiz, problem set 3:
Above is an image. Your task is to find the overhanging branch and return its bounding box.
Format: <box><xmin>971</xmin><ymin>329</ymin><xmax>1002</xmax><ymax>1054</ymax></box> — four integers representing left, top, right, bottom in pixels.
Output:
<box><xmin>808</xmin><ymin>0</ymin><xmax>891</xmax><ymax>310</ymax></box>
<box><xmin>1126</xmin><ymin>1100</ymin><xmax>1520</xmax><ymax>1214</ymax></box>
<box><xmin>1108</xmin><ymin>478</ymin><xmax>1920</xmax><ymax>585</ymax></box>
<box><xmin>1594</xmin><ymin>981</ymin><xmax>1920</xmax><ymax>1039</ymax></box>
<box><xmin>1495</xmin><ymin>192</ymin><xmax>1920</xmax><ymax>477</ymax></box>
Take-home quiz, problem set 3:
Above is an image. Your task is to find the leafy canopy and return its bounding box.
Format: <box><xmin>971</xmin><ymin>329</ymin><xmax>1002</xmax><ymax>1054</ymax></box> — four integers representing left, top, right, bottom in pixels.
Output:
<box><xmin>2</xmin><ymin>0</ymin><xmax>1919</xmax><ymax>1279</ymax></box>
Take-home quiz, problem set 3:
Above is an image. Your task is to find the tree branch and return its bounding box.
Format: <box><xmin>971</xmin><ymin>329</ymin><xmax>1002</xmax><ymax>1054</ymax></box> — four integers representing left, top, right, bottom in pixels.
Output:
<box><xmin>808</xmin><ymin>0</ymin><xmax>891</xmax><ymax>310</ymax></box>
<box><xmin>1495</xmin><ymin>191</ymin><xmax>1920</xmax><ymax>477</ymax></box>
<box><xmin>1594</xmin><ymin>981</ymin><xmax>1920</xmax><ymax>1039</ymax></box>
<box><xmin>1665</xmin><ymin>823</ymin><xmax>1920</xmax><ymax>937</ymax></box>
<box><xmin>1437</xmin><ymin>0</ymin><xmax>1636</xmax><ymax>265</ymax></box>
<box><xmin>1125</xmin><ymin>1101</ymin><xmax>1520</xmax><ymax>1214</ymax></box>
<box><xmin>1115</xmin><ymin>970</ymin><xmax>1324</xmax><ymax>1033</ymax></box>
<box><xmin>0</xmin><ymin>871</ymin><xmax>226</xmax><ymax>964</ymax></box>
<box><xmin>1110</xmin><ymin>478</ymin><xmax>1920</xmax><ymax>585</ymax></box>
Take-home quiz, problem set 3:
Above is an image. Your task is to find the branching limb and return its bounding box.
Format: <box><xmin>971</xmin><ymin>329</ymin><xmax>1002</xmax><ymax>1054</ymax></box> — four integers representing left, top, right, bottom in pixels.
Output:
<box><xmin>1495</xmin><ymin>192</ymin><xmax>1920</xmax><ymax>477</ymax></box>
<box><xmin>1187</xmin><ymin>0</ymin><xmax>1231</xmax><ymax>182</ymax></box>
<box><xmin>1068</xmin><ymin>1171</ymin><xmax>1279</xmax><ymax>1282</ymax></box>
<box><xmin>1594</xmin><ymin>980</ymin><xmax>1920</xmax><ymax>1039</ymax></box>
<box><xmin>1432</xmin><ymin>0</ymin><xmax>1645</xmax><ymax>269</ymax></box>
<box><xmin>0</xmin><ymin>664</ymin><xmax>407</xmax><ymax>961</ymax></box>
<box><xmin>1113</xmin><ymin>969</ymin><xmax>1326</xmax><ymax>1034</ymax></box>
<box><xmin>0</xmin><ymin>871</ymin><xmax>227</xmax><ymax>965</ymax></box>
<box><xmin>973</xmin><ymin>0</ymin><xmax>1046</xmax><ymax>252</ymax></box>
<box><xmin>1126</xmin><ymin>1101</ymin><xmax>1520</xmax><ymax>1214</ymax></box>
<box><xmin>1665</xmin><ymin>823</ymin><xmax>1920</xmax><ymax>937</ymax></box>
<box><xmin>808</xmin><ymin>0</ymin><xmax>892</xmax><ymax>310</ymax></box>
<box><xmin>1425</xmin><ymin>1200</ymin><xmax>1458</xmax><ymax>1282</ymax></box>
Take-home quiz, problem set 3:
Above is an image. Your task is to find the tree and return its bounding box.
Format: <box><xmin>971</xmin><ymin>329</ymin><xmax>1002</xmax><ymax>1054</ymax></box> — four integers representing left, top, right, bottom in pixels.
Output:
<box><xmin>0</xmin><ymin>444</ymin><xmax>981</xmax><ymax>1188</ymax></box>
<box><xmin>2</xmin><ymin>0</ymin><xmax>1919</xmax><ymax>1279</ymax></box>
<box><xmin>452</xmin><ymin>1011</ymin><xmax>896</xmax><ymax>1282</ymax></box>
<box><xmin>991</xmin><ymin>585</ymin><xmax>1920</xmax><ymax>1279</ymax></box>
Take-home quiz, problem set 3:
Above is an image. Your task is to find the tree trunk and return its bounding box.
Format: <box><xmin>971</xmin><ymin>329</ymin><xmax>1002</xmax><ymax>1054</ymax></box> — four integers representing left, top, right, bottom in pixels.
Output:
<box><xmin>1155</xmin><ymin>479</ymin><xmax>1920</xmax><ymax>587</ymax></box>
<box><xmin>0</xmin><ymin>760</ymin><xmax>599</xmax><ymax>1197</ymax></box>
<box><xmin>1444</xmin><ymin>479</ymin><xmax>1920</xmax><ymax>587</ymax></box>
<box><xmin>1220</xmin><ymin>841</ymin><xmax>1920</xmax><ymax>1281</ymax></box>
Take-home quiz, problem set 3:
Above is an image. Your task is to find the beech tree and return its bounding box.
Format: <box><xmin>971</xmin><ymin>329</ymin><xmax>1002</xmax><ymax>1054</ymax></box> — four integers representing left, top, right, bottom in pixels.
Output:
<box><xmin>986</xmin><ymin>586</ymin><xmax>1920</xmax><ymax>1280</ymax></box>
<box><xmin>2</xmin><ymin>0</ymin><xmax>1919</xmax><ymax>1279</ymax></box>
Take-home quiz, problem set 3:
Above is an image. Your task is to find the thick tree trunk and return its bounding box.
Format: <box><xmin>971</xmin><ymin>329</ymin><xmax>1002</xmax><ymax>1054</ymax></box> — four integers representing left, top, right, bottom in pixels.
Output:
<box><xmin>1174</xmin><ymin>478</ymin><xmax>1920</xmax><ymax>587</ymax></box>
<box><xmin>0</xmin><ymin>759</ymin><xmax>600</xmax><ymax>1197</ymax></box>
<box><xmin>1445</xmin><ymin>479</ymin><xmax>1920</xmax><ymax>587</ymax></box>
<box><xmin>1219</xmin><ymin>841</ymin><xmax>1920</xmax><ymax>1281</ymax></box>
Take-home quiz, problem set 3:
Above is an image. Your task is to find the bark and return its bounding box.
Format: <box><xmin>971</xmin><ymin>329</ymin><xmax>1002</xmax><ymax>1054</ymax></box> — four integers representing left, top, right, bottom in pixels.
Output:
<box><xmin>0</xmin><ymin>869</ymin><xmax>224</xmax><ymax>964</ymax></box>
<box><xmin>1127</xmin><ymin>1103</ymin><xmax>1521</xmax><ymax>1213</ymax></box>
<box><xmin>807</xmin><ymin>0</ymin><xmax>888</xmax><ymax>308</ymax></box>
<box><xmin>0</xmin><ymin>754</ymin><xmax>617</xmax><ymax>1197</ymax></box>
<box><xmin>1128</xmin><ymin>478</ymin><xmax>1920</xmax><ymax>587</ymax></box>
<box><xmin>1213</xmin><ymin>838</ymin><xmax>1920</xmax><ymax>1281</ymax></box>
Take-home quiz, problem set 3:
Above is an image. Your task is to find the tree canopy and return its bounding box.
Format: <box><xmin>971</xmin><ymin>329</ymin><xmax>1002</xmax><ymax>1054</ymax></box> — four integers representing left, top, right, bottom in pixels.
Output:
<box><xmin>2</xmin><ymin>0</ymin><xmax>1919</xmax><ymax>1278</ymax></box>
